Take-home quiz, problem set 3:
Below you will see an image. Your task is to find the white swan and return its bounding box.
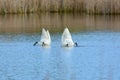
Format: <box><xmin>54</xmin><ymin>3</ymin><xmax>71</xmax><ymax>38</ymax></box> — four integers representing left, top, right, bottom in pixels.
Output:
<box><xmin>33</xmin><ymin>28</ymin><xmax>51</xmax><ymax>46</ymax></box>
<box><xmin>61</xmin><ymin>27</ymin><xmax>78</xmax><ymax>47</ymax></box>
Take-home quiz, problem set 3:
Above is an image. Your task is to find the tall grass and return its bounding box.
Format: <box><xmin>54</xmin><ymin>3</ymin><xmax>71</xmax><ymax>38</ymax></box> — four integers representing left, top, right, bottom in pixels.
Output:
<box><xmin>85</xmin><ymin>0</ymin><xmax>120</xmax><ymax>14</ymax></box>
<box><xmin>0</xmin><ymin>0</ymin><xmax>41</xmax><ymax>14</ymax></box>
<box><xmin>0</xmin><ymin>0</ymin><xmax>120</xmax><ymax>14</ymax></box>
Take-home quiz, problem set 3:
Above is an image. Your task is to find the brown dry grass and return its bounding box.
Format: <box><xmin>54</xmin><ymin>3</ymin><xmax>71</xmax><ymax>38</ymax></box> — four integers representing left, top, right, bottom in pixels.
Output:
<box><xmin>0</xmin><ymin>0</ymin><xmax>120</xmax><ymax>14</ymax></box>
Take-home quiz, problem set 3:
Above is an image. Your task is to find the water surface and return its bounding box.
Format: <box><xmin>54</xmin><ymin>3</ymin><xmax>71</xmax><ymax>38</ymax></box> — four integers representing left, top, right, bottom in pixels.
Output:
<box><xmin>0</xmin><ymin>13</ymin><xmax>120</xmax><ymax>80</ymax></box>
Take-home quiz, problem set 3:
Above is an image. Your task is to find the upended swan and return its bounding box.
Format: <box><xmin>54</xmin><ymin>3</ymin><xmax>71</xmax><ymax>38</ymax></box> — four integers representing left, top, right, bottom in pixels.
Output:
<box><xmin>61</xmin><ymin>27</ymin><xmax>78</xmax><ymax>47</ymax></box>
<box><xmin>33</xmin><ymin>28</ymin><xmax>51</xmax><ymax>46</ymax></box>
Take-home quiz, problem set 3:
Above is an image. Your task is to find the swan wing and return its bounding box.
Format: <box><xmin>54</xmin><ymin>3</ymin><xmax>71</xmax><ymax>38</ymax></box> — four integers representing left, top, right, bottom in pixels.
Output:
<box><xmin>40</xmin><ymin>28</ymin><xmax>48</xmax><ymax>44</ymax></box>
<box><xmin>61</xmin><ymin>28</ymin><xmax>74</xmax><ymax>46</ymax></box>
<box><xmin>39</xmin><ymin>28</ymin><xmax>51</xmax><ymax>46</ymax></box>
<box><xmin>46</xmin><ymin>30</ymin><xmax>51</xmax><ymax>44</ymax></box>
<box><xmin>62</xmin><ymin>28</ymin><xmax>72</xmax><ymax>39</ymax></box>
<box><xmin>40</xmin><ymin>28</ymin><xmax>48</xmax><ymax>40</ymax></box>
<box><xmin>62</xmin><ymin>28</ymin><xmax>73</xmax><ymax>42</ymax></box>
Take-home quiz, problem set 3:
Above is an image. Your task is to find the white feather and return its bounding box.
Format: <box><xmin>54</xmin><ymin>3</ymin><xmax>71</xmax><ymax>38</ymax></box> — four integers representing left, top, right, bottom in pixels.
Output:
<box><xmin>61</xmin><ymin>28</ymin><xmax>74</xmax><ymax>47</ymax></box>
<box><xmin>38</xmin><ymin>28</ymin><xmax>51</xmax><ymax>46</ymax></box>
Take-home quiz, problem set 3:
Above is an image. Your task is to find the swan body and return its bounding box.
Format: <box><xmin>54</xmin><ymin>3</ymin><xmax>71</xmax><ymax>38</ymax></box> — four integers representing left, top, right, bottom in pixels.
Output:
<box><xmin>34</xmin><ymin>28</ymin><xmax>51</xmax><ymax>46</ymax></box>
<box><xmin>61</xmin><ymin>28</ymin><xmax>77</xmax><ymax>47</ymax></box>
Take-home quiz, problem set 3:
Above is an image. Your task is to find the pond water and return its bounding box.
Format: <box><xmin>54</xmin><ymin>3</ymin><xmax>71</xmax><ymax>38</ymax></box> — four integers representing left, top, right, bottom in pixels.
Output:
<box><xmin>0</xmin><ymin>13</ymin><xmax>120</xmax><ymax>80</ymax></box>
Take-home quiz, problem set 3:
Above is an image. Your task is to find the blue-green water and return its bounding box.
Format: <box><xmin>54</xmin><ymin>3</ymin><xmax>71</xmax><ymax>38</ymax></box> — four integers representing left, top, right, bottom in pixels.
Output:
<box><xmin>0</xmin><ymin>32</ymin><xmax>120</xmax><ymax>80</ymax></box>
<box><xmin>0</xmin><ymin>14</ymin><xmax>120</xmax><ymax>80</ymax></box>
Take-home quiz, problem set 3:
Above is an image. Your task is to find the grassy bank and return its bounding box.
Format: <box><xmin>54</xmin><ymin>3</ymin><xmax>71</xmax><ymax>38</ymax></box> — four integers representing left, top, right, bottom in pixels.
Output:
<box><xmin>0</xmin><ymin>0</ymin><xmax>120</xmax><ymax>14</ymax></box>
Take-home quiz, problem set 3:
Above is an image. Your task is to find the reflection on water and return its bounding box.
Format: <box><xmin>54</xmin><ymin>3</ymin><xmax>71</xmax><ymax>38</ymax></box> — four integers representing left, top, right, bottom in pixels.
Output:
<box><xmin>0</xmin><ymin>13</ymin><xmax>120</xmax><ymax>80</ymax></box>
<box><xmin>0</xmin><ymin>13</ymin><xmax>120</xmax><ymax>34</ymax></box>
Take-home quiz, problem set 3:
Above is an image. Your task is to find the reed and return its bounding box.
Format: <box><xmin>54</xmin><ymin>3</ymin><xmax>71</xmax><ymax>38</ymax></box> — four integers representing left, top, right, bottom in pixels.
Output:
<box><xmin>0</xmin><ymin>0</ymin><xmax>120</xmax><ymax>14</ymax></box>
<box><xmin>0</xmin><ymin>0</ymin><xmax>41</xmax><ymax>14</ymax></box>
<box><xmin>85</xmin><ymin>0</ymin><xmax>120</xmax><ymax>14</ymax></box>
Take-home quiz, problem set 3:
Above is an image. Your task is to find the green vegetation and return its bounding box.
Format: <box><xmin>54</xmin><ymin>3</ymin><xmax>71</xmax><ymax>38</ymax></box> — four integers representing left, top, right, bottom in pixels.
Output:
<box><xmin>0</xmin><ymin>0</ymin><xmax>120</xmax><ymax>14</ymax></box>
